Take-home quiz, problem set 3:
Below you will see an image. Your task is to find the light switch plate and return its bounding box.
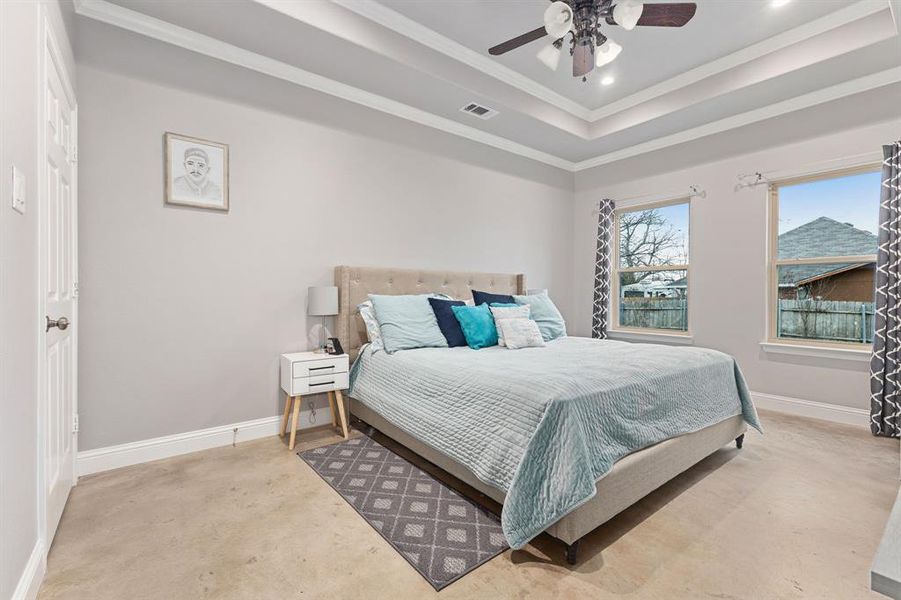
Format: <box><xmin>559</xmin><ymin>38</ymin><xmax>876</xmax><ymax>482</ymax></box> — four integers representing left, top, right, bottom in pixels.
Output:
<box><xmin>11</xmin><ymin>165</ymin><xmax>25</xmax><ymax>215</ymax></box>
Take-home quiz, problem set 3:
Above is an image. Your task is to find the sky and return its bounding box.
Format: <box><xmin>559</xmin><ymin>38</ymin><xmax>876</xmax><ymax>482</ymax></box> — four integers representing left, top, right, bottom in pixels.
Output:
<box><xmin>778</xmin><ymin>170</ymin><xmax>881</xmax><ymax>235</ymax></box>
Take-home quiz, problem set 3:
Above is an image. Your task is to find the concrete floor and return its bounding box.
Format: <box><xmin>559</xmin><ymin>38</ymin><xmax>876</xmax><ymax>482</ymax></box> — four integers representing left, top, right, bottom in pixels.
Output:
<box><xmin>40</xmin><ymin>410</ymin><xmax>899</xmax><ymax>599</ymax></box>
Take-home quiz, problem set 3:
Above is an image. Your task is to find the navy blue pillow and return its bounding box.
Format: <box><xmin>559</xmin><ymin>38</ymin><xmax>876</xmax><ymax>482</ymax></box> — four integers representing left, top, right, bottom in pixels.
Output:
<box><xmin>472</xmin><ymin>289</ymin><xmax>515</xmax><ymax>306</ymax></box>
<box><xmin>428</xmin><ymin>298</ymin><xmax>467</xmax><ymax>347</ymax></box>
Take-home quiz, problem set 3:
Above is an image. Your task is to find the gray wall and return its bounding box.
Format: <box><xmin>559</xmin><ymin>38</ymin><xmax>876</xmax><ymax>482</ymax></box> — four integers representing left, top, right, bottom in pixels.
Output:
<box><xmin>76</xmin><ymin>63</ymin><xmax>574</xmax><ymax>451</ymax></box>
<box><xmin>572</xmin><ymin>118</ymin><xmax>901</xmax><ymax>411</ymax></box>
<box><xmin>0</xmin><ymin>1</ymin><xmax>75</xmax><ymax>596</ymax></box>
<box><xmin>74</xmin><ymin>10</ymin><xmax>900</xmax><ymax>452</ymax></box>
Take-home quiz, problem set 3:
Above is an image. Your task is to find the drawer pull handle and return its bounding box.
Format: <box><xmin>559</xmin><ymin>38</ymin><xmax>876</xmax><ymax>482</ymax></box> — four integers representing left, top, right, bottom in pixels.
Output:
<box><xmin>309</xmin><ymin>380</ymin><xmax>335</xmax><ymax>387</ymax></box>
<box><xmin>309</xmin><ymin>365</ymin><xmax>335</xmax><ymax>372</ymax></box>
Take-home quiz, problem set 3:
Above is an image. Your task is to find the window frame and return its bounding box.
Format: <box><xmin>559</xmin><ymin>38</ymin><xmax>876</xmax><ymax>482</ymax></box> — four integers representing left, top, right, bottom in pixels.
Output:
<box><xmin>766</xmin><ymin>163</ymin><xmax>881</xmax><ymax>349</ymax></box>
<box><xmin>610</xmin><ymin>197</ymin><xmax>692</xmax><ymax>338</ymax></box>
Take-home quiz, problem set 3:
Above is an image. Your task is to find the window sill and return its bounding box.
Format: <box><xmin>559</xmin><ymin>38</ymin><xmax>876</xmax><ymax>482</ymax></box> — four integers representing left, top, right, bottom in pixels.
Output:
<box><xmin>760</xmin><ymin>341</ymin><xmax>871</xmax><ymax>362</ymax></box>
<box><xmin>607</xmin><ymin>329</ymin><xmax>694</xmax><ymax>345</ymax></box>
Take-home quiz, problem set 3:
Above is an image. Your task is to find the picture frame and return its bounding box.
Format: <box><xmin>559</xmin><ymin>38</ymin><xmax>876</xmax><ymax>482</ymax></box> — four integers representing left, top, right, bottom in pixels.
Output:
<box><xmin>164</xmin><ymin>132</ymin><xmax>229</xmax><ymax>211</ymax></box>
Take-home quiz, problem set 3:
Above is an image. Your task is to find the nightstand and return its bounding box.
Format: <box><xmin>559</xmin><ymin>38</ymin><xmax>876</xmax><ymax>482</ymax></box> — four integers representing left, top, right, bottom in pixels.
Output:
<box><xmin>279</xmin><ymin>351</ymin><xmax>350</xmax><ymax>450</ymax></box>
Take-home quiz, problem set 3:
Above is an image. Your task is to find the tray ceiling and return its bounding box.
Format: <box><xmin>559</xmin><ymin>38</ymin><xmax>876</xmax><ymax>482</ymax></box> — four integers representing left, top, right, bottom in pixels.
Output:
<box><xmin>73</xmin><ymin>0</ymin><xmax>901</xmax><ymax>170</ymax></box>
<box><xmin>376</xmin><ymin>0</ymin><xmax>846</xmax><ymax>110</ymax></box>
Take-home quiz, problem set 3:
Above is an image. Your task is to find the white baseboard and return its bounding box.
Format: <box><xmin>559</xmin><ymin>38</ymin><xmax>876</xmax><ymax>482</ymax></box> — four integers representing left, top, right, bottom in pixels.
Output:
<box><xmin>751</xmin><ymin>391</ymin><xmax>869</xmax><ymax>428</ymax></box>
<box><xmin>77</xmin><ymin>401</ymin><xmax>331</xmax><ymax>476</ymax></box>
<box><xmin>12</xmin><ymin>541</ymin><xmax>45</xmax><ymax>600</ymax></box>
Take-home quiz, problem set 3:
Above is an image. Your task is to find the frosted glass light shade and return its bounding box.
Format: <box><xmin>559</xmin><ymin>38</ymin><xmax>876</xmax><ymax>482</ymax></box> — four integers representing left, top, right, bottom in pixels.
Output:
<box><xmin>595</xmin><ymin>40</ymin><xmax>622</xmax><ymax>67</ymax></box>
<box><xmin>536</xmin><ymin>44</ymin><xmax>562</xmax><ymax>71</ymax></box>
<box><xmin>307</xmin><ymin>286</ymin><xmax>338</xmax><ymax>316</ymax></box>
<box><xmin>613</xmin><ymin>0</ymin><xmax>644</xmax><ymax>31</ymax></box>
<box><xmin>543</xmin><ymin>1</ymin><xmax>573</xmax><ymax>39</ymax></box>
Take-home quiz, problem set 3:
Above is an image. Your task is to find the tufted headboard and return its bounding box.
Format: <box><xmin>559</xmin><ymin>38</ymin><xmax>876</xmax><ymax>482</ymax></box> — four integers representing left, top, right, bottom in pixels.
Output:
<box><xmin>335</xmin><ymin>266</ymin><xmax>526</xmax><ymax>360</ymax></box>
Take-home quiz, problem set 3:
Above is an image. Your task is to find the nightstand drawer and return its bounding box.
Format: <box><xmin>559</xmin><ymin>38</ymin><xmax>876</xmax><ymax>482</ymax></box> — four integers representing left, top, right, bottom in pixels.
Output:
<box><xmin>290</xmin><ymin>372</ymin><xmax>349</xmax><ymax>395</ymax></box>
<box><xmin>292</xmin><ymin>357</ymin><xmax>347</xmax><ymax>378</ymax></box>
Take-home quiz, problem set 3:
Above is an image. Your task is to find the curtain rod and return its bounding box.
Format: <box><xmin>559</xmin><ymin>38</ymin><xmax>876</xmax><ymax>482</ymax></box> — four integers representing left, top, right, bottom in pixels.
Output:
<box><xmin>593</xmin><ymin>185</ymin><xmax>705</xmax><ymax>212</ymax></box>
<box><xmin>735</xmin><ymin>150</ymin><xmax>884</xmax><ymax>191</ymax></box>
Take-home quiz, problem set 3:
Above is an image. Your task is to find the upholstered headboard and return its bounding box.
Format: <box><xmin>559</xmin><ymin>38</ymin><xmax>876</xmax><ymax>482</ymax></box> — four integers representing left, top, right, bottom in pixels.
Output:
<box><xmin>335</xmin><ymin>266</ymin><xmax>526</xmax><ymax>360</ymax></box>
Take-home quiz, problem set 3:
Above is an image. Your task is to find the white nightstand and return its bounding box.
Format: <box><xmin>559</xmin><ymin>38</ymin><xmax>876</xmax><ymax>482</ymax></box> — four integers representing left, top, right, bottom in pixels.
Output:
<box><xmin>279</xmin><ymin>351</ymin><xmax>350</xmax><ymax>449</ymax></box>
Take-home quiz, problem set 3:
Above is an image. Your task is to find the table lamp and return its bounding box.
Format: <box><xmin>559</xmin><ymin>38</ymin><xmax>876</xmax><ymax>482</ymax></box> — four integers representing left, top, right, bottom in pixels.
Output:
<box><xmin>307</xmin><ymin>286</ymin><xmax>338</xmax><ymax>352</ymax></box>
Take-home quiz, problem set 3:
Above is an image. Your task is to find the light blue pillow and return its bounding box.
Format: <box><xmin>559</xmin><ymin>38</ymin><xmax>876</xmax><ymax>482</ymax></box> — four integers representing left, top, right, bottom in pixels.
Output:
<box><xmin>513</xmin><ymin>291</ymin><xmax>566</xmax><ymax>341</ymax></box>
<box><xmin>368</xmin><ymin>294</ymin><xmax>448</xmax><ymax>353</ymax></box>
<box><xmin>451</xmin><ymin>304</ymin><xmax>498</xmax><ymax>349</ymax></box>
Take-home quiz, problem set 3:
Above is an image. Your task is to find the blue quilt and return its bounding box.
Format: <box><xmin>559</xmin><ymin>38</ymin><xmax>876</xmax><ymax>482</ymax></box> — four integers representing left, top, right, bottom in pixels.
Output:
<box><xmin>348</xmin><ymin>336</ymin><xmax>761</xmax><ymax>549</ymax></box>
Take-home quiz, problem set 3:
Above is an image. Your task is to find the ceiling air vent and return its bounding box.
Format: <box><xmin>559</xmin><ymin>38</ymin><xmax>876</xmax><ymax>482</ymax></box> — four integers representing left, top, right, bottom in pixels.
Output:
<box><xmin>460</xmin><ymin>102</ymin><xmax>499</xmax><ymax>120</ymax></box>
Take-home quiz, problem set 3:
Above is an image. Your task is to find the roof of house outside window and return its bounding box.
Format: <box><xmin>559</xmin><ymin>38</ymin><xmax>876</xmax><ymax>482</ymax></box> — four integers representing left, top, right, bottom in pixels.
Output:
<box><xmin>778</xmin><ymin>217</ymin><xmax>877</xmax><ymax>285</ymax></box>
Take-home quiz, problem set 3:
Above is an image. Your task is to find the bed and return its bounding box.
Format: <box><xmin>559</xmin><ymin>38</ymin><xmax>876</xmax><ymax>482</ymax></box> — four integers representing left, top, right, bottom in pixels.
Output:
<box><xmin>335</xmin><ymin>265</ymin><xmax>760</xmax><ymax>564</ymax></box>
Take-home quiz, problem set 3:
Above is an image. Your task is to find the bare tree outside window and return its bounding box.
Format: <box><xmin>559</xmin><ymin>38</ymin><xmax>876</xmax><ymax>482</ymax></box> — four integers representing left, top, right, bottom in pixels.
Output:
<box><xmin>614</xmin><ymin>202</ymin><xmax>690</xmax><ymax>332</ymax></box>
<box><xmin>618</xmin><ymin>208</ymin><xmax>687</xmax><ymax>286</ymax></box>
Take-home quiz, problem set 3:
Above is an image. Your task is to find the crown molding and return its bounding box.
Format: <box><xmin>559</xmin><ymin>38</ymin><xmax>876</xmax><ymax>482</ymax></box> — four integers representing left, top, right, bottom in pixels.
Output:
<box><xmin>325</xmin><ymin>0</ymin><xmax>592</xmax><ymax>120</ymax></box>
<box><xmin>72</xmin><ymin>0</ymin><xmax>575</xmax><ymax>171</ymax></box>
<box><xmin>891</xmin><ymin>0</ymin><xmax>901</xmax><ymax>32</ymax></box>
<box><xmin>73</xmin><ymin>0</ymin><xmax>901</xmax><ymax>175</ymax></box>
<box><xmin>573</xmin><ymin>66</ymin><xmax>901</xmax><ymax>171</ymax></box>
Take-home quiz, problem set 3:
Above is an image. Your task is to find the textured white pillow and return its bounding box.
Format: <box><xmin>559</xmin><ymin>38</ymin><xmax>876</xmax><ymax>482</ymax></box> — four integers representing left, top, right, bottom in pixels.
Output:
<box><xmin>489</xmin><ymin>304</ymin><xmax>530</xmax><ymax>346</ymax></box>
<box><xmin>356</xmin><ymin>300</ymin><xmax>384</xmax><ymax>351</ymax></box>
<box><xmin>499</xmin><ymin>318</ymin><xmax>545</xmax><ymax>349</ymax></box>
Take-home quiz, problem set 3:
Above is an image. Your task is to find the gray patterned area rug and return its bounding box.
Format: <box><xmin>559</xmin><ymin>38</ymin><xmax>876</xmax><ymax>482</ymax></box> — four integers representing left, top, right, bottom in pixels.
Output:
<box><xmin>299</xmin><ymin>435</ymin><xmax>508</xmax><ymax>590</ymax></box>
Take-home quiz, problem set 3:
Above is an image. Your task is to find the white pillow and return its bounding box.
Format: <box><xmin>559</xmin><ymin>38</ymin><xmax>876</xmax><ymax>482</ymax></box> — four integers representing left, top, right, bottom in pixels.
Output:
<box><xmin>498</xmin><ymin>319</ymin><xmax>545</xmax><ymax>349</ymax></box>
<box><xmin>357</xmin><ymin>300</ymin><xmax>384</xmax><ymax>351</ymax></box>
<box><xmin>489</xmin><ymin>304</ymin><xmax>530</xmax><ymax>346</ymax></box>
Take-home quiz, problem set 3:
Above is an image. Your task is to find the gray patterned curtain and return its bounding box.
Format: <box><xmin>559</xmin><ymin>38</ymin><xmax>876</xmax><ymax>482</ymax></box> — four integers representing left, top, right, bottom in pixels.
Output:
<box><xmin>870</xmin><ymin>141</ymin><xmax>901</xmax><ymax>438</ymax></box>
<box><xmin>592</xmin><ymin>199</ymin><xmax>616</xmax><ymax>339</ymax></box>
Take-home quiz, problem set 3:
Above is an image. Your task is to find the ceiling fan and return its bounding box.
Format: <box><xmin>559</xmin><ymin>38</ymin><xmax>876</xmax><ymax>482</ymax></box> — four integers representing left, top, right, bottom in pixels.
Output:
<box><xmin>488</xmin><ymin>0</ymin><xmax>697</xmax><ymax>80</ymax></box>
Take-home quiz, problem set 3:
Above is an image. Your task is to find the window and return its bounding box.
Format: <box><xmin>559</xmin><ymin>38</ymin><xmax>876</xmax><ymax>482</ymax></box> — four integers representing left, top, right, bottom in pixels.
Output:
<box><xmin>769</xmin><ymin>166</ymin><xmax>881</xmax><ymax>347</ymax></box>
<box><xmin>612</xmin><ymin>200</ymin><xmax>690</xmax><ymax>333</ymax></box>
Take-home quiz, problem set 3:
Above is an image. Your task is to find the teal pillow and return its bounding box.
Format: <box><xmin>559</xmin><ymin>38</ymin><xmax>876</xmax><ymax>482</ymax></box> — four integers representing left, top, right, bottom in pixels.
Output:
<box><xmin>513</xmin><ymin>291</ymin><xmax>566</xmax><ymax>341</ymax></box>
<box><xmin>451</xmin><ymin>304</ymin><xmax>498</xmax><ymax>349</ymax></box>
<box><xmin>368</xmin><ymin>294</ymin><xmax>448</xmax><ymax>353</ymax></box>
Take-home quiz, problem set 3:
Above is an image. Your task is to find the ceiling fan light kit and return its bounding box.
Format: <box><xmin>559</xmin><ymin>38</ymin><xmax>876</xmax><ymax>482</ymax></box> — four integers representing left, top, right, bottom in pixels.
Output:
<box><xmin>488</xmin><ymin>1</ymin><xmax>697</xmax><ymax>81</ymax></box>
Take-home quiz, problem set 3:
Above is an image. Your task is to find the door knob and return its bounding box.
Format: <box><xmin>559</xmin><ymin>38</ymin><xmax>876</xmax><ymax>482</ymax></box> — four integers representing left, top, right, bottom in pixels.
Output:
<box><xmin>46</xmin><ymin>316</ymin><xmax>70</xmax><ymax>332</ymax></box>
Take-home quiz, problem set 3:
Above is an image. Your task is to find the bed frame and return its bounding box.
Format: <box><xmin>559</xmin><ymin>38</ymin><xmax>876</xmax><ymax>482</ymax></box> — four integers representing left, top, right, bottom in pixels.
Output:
<box><xmin>334</xmin><ymin>265</ymin><xmax>746</xmax><ymax>564</ymax></box>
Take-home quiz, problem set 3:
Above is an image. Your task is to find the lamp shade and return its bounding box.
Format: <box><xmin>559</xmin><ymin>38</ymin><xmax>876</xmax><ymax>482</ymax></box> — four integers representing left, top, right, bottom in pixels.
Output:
<box><xmin>307</xmin><ymin>286</ymin><xmax>338</xmax><ymax>316</ymax></box>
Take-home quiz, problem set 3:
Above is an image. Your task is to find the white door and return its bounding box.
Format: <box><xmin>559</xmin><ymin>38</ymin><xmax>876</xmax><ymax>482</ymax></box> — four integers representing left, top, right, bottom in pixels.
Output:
<box><xmin>41</xmin><ymin>21</ymin><xmax>77</xmax><ymax>546</ymax></box>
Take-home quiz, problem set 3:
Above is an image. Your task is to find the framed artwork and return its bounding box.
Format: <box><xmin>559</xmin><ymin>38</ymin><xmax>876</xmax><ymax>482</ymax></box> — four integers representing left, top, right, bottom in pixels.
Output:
<box><xmin>164</xmin><ymin>132</ymin><xmax>229</xmax><ymax>211</ymax></box>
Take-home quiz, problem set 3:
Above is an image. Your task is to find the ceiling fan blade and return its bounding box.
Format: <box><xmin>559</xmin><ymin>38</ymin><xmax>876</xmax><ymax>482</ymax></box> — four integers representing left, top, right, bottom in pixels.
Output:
<box><xmin>488</xmin><ymin>26</ymin><xmax>548</xmax><ymax>56</ymax></box>
<box><xmin>635</xmin><ymin>3</ymin><xmax>697</xmax><ymax>27</ymax></box>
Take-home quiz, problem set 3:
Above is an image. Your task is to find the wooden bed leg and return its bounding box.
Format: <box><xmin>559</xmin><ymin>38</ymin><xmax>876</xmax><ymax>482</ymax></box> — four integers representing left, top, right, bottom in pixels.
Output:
<box><xmin>564</xmin><ymin>539</ymin><xmax>581</xmax><ymax>566</ymax></box>
<box><xmin>735</xmin><ymin>434</ymin><xmax>745</xmax><ymax>449</ymax></box>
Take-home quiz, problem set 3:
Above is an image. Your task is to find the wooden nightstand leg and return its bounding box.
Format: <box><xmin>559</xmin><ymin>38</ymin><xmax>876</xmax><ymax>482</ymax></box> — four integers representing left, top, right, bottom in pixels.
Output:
<box><xmin>327</xmin><ymin>391</ymin><xmax>338</xmax><ymax>427</ymax></box>
<box><xmin>289</xmin><ymin>395</ymin><xmax>302</xmax><ymax>450</ymax></box>
<box><xmin>280</xmin><ymin>392</ymin><xmax>292</xmax><ymax>438</ymax></box>
<box><xmin>334</xmin><ymin>389</ymin><xmax>349</xmax><ymax>439</ymax></box>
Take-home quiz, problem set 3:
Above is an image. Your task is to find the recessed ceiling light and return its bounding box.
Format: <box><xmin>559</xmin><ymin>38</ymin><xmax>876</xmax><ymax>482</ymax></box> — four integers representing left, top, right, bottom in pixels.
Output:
<box><xmin>600</xmin><ymin>75</ymin><xmax>615</xmax><ymax>86</ymax></box>
<box><xmin>771</xmin><ymin>0</ymin><xmax>791</xmax><ymax>7</ymax></box>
